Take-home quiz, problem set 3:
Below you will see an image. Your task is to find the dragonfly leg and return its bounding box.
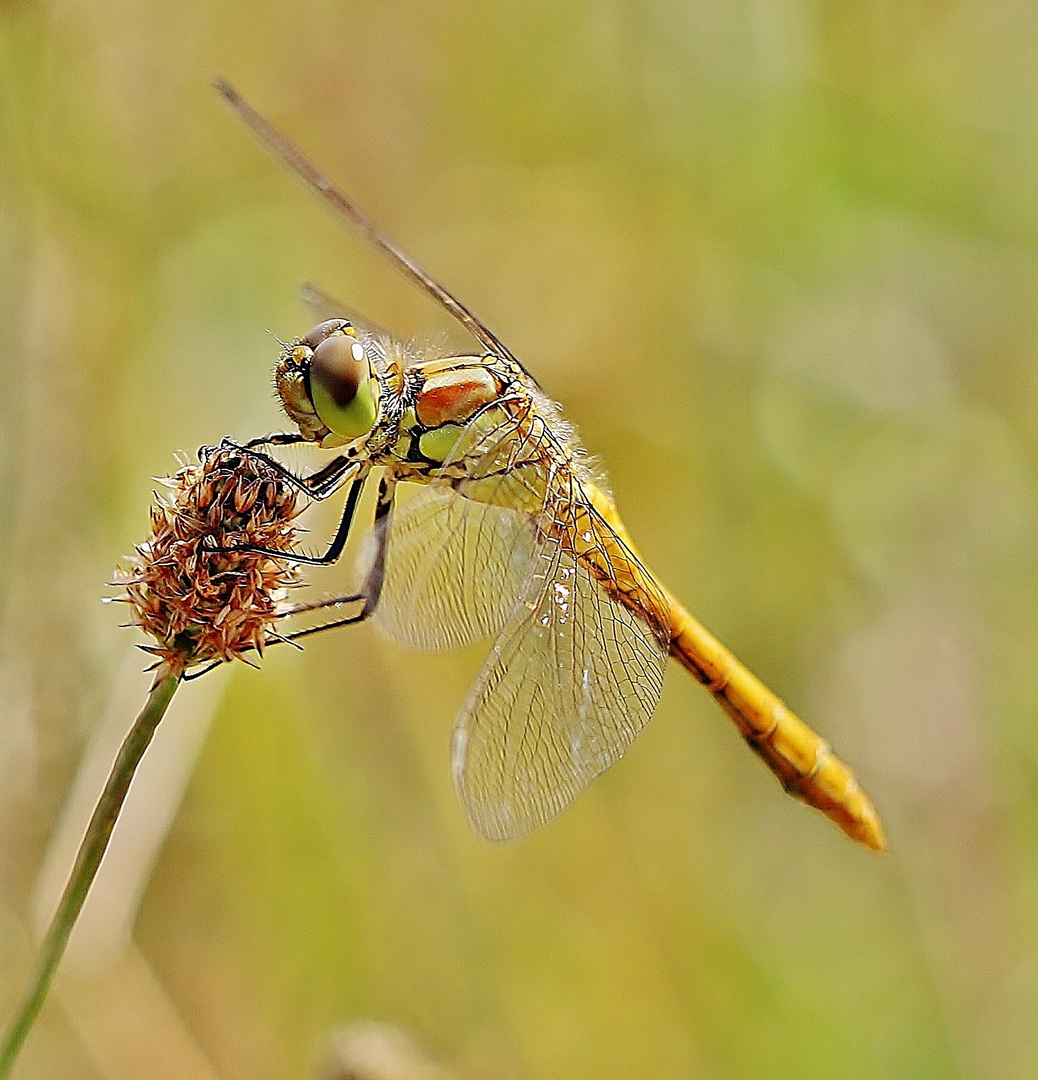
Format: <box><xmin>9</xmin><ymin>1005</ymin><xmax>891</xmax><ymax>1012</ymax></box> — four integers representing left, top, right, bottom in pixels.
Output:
<box><xmin>183</xmin><ymin>659</ymin><xmax>224</xmax><ymax>681</ymax></box>
<box><xmin>280</xmin><ymin>593</ymin><xmax>364</xmax><ymax>616</ymax></box>
<box><xmin>179</xmin><ymin>477</ymin><xmax>391</xmax><ymax>675</ymax></box>
<box><xmin>206</xmin><ymin>472</ymin><xmax>368</xmax><ymax>566</ymax></box>
<box><xmin>281</xmin><ymin>608</ymin><xmax>370</xmax><ymax>641</ymax></box>
<box><xmin>274</xmin><ymin>474</ymin><xmax>398</xmax><ymax>641</ymax></box>
<box><xmin>182</xmin><ymin>612</ymin><xmax>358</xmax><ymax>676</ymax></box>
<box><xmin>358</xmin><ymin>473</ymin><xmax>396</xmax><ymax>614</ymax></box>
<box><xmin>216</xmin><ymin>437</ymin><xmax>354</xmax><ymax>499</ymax></box>
<box><xmin>245</xmin><ymin>431</ymin><xmax>307</xmax><ymax>449</ymax></box>
<box><xmin>180</xmin><ymin>626</ymin><xmax>306</xmax><ymax>679</ymax></box>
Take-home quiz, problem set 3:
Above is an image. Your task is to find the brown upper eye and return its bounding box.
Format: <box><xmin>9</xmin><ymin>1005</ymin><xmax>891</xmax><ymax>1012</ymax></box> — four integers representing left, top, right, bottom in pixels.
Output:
<box><xmin>300</xmin><ymin>319</ymin><xmax>352</xmax><ymax>350</ymax></box>
<box><xmin>309</xmin><ymin>333</ymin><xmax>367</xmax><ymax>407</ymax></box>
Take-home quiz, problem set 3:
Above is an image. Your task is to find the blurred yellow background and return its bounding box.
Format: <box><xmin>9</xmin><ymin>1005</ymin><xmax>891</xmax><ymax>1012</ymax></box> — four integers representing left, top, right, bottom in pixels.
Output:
<box><xmin>2</xmin><ymin>1</ymin><xmax>1038</xmax><ymax>1078</ymax></box>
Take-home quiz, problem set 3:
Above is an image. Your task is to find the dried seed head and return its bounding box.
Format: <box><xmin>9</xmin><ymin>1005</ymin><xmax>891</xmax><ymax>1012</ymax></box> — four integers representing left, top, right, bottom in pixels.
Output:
<box><xmin>114</xmin><ymin>444</ymin><xmax>302</xmax><ymax>669</ymax></box>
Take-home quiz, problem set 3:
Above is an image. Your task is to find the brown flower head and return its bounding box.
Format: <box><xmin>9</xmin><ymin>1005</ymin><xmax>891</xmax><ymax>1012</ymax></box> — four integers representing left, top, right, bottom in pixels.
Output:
<box><xmin>115</xmin><ymin>444</ymin><xmax>302</xmax><ymax>669</ymax></box>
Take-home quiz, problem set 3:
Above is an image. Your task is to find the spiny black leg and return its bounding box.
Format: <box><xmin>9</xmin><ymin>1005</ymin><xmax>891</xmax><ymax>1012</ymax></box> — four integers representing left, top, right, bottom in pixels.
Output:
<box><xmin>207</xmin><ymin>472</ymin><xmax>368</xmax><ymax>565</ymax></box>
<box><xmin>306</xmin><ymin>455</ymin><xmax>363</xmax><ymax>499</ymax></box>
<box><xmin>197</xmin><ymin>475</ymin><xmax>399</xmax><ymax>649</ymax></box>
<box><xmin>315</xmin><ymin>473</ymin><xmax>368</xmax><ymax>565</ymax></box>
<box><xmin>275</xmin><ymin>476</ymin><xmax>397</xmax><ymax>641</ymax></box>
<box><xmin>217</xmin><ymin>437</ymin><xmax>354</xmax><ymax>499</ymax></box>
<box><xmin>359</xmin><ymin>475</ymin><xmax>396</xmax><ymax>615</ymax></box>
<box><xmin>282</xmin><ymin>593</ymin><xmax>364</xmax><ymax>616</ymax></box>
<box><xmin>183</xmin><ymin>659</ymin><xmax>224</xmax><ymax>681</ymax></box>
<box><xmin>284</xmin><ymin>609</ymin><xmax>370</xmax><ymax>642</ymax></box>
<box><xmin>245</xmin><ymin>432</ymin><xmax>307</xmax><ymax>449</ymax></box>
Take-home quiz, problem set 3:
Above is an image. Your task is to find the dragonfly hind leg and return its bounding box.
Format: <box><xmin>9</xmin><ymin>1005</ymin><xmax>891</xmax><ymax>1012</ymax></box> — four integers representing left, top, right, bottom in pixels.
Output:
<box><xmin>279</xmin><ymin>476</ymin><xmax>395</xmax><ymax>642</ymax></box>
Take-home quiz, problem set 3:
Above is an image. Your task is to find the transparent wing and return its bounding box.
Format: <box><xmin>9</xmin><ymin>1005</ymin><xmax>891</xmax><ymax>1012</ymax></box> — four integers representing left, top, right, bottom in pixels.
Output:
<box><xmin>373</xmin><ymin>483</ymin><xmax>538</xmax><ymax>650</ymax></box>
<box><xmin>372</xmin><ymin>401</ymin><xmax>548</xmax><ymax>651</ymax></box>
<box><xmin>452</xmin><ymin>510</ymin><xmax>669</xmax><ymax>841</ymax></box>
<box><xmin>299</xmin><ymin>282</ymin><xmax>392</xmax><ymax>341</ymax></box>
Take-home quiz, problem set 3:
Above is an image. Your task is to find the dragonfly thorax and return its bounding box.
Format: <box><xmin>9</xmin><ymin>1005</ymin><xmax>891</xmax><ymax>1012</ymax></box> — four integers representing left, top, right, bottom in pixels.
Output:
<box><xmin>367</xmin><ymin>355</ymin><xmax>512</xmax><ymax>477</ymax></box>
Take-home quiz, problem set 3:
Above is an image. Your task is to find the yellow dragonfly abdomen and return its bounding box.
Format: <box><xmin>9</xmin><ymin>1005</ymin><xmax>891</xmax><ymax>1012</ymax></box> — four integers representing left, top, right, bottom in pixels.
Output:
<box><xmin>585</xmin><ymin>483</ymin><xmax>886</xmax><ymax>851</ymax></box>
<box><xmin>665</xmin><ymin>602</ymin><xmax>886</xmax><ymax>850</ymax></box>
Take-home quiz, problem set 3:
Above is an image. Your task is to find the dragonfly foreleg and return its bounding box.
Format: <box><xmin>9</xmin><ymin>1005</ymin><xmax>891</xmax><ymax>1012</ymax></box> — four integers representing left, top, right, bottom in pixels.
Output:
<box><xmin>245</xmin><ymin>431</ymin><xmax>308</xmax><ymax>450</ymax></box>
<box><xmin>217</xmin><ymin>437</ymin><xmax>354</xmax><ymax>499</ymax></box>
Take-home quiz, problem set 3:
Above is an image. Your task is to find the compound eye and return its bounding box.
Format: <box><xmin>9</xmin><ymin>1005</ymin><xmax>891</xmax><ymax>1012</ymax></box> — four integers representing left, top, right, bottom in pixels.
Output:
<box><xmin>310</xmin><ymin>333</ymin><xmax>367</xmax><ymax>408</ymax></box>
<box><xmin>301</xmin><ymin>319</ymin><xmax>353</xmax><ymax>351</ymax></box>
<box><xmin>307</xmin><ymin>332</ymin><xmax>377</xmax><ymax>440</ymax></box>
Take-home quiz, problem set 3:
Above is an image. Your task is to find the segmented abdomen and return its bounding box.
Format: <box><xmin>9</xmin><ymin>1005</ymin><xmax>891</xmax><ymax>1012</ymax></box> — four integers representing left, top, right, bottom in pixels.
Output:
<box><xmin>581</xmin><ymin>481</ymin><xmax>886</xmax><ymax>851</ymax></box>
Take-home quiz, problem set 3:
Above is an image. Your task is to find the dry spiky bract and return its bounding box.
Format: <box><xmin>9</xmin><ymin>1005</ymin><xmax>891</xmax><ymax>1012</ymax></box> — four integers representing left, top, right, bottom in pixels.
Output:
<box><xmin>116</xmin><ymin>444</ymin><xmax>302</xmax><ymax>669</ymax></box>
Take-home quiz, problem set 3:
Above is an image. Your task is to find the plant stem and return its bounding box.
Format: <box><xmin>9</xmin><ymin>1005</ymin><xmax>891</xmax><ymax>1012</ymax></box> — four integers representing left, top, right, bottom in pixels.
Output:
<box><xmin>0</xmin><ymin>662</ymin><xmax>183</xmax><ymax>1078</ymax></box>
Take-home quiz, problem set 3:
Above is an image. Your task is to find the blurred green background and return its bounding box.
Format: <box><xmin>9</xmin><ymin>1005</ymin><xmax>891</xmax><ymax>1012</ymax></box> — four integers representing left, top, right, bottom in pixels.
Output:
<box><xmin>2</xmin><ymin>1</ymin><xmax>1038</xmax><ymax>1078</ymax></box>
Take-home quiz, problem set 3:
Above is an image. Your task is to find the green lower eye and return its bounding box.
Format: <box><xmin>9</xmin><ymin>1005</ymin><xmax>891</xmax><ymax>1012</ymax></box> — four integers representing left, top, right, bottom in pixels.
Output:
<box><xmin>309</xmin><ymin>334</ymin><xmax>377</xmax><ymax>439</ymax></box>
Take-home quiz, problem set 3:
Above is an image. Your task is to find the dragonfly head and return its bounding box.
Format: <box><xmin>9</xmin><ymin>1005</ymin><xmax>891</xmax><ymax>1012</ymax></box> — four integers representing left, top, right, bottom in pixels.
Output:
<box><xmin>274</xmin><ymin>320</ymin><xmax>379</xmax><ymax>448</ymax></box>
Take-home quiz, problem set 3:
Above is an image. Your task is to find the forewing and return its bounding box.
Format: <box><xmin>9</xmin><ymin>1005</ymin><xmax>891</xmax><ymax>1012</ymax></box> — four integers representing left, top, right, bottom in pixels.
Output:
<box><xmin>299</xmin><ymin>282</ymin><xmax>393</xmax><ymax>340</ymax></box>
<box><xmin>452</xmin><ymin>530</ymin><xmax>668</xmax><ymax>841</ymax></box>
<box><xmin>372</xmin><ymin>401</ymin><xmax>548</xmax><ymax>651</ymax></box>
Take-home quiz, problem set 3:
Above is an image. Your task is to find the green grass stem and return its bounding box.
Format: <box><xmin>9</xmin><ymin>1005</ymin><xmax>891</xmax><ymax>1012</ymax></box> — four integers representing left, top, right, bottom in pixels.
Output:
<box><xmin>0</xmin><ymin>663</ymin><xmax>182</xmax><ymax>1078</ymax></box>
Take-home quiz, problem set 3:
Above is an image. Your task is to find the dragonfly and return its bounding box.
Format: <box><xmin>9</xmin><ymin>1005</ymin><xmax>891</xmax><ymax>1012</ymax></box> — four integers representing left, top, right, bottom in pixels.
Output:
<box><xmin>216</xmin><ymin>81</ymin><xmax>886</xmax><ymax>852</ymax></box>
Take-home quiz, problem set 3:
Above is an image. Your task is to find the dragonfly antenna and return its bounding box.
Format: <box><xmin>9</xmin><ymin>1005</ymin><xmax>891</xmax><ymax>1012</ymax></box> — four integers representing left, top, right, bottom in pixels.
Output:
<box><xmin>214</xmin><ymin>79</ymin><xmax>524</xmax><ymax>368</ymax></box>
